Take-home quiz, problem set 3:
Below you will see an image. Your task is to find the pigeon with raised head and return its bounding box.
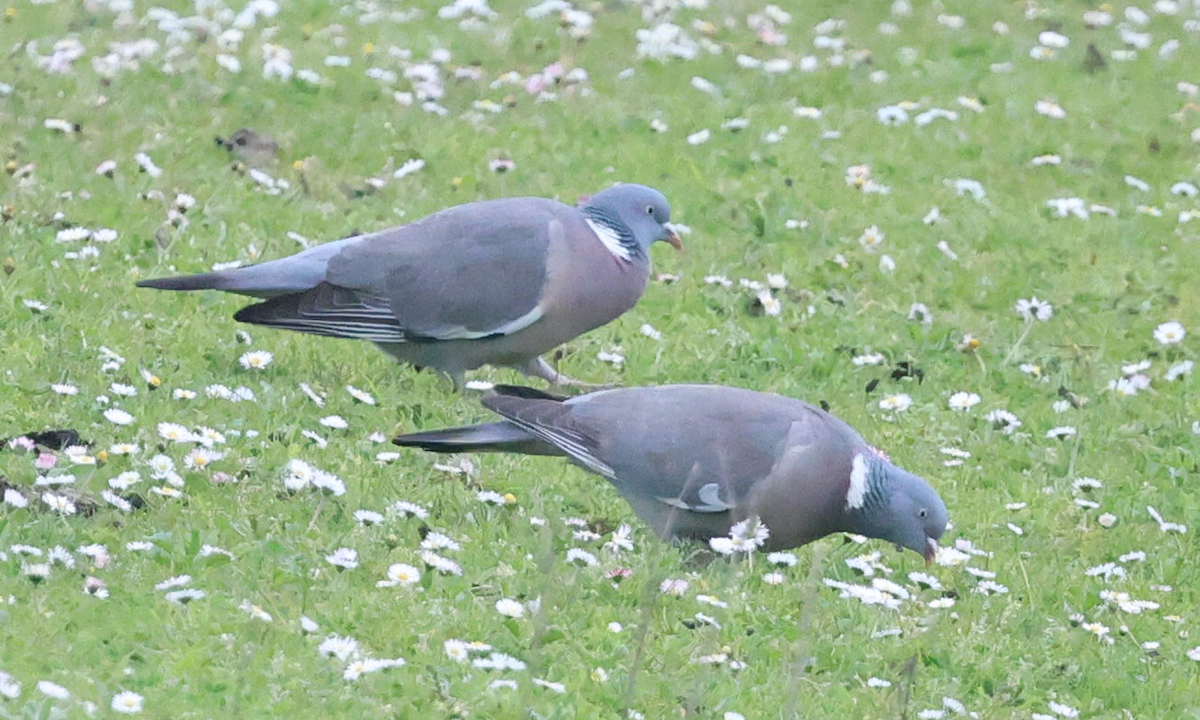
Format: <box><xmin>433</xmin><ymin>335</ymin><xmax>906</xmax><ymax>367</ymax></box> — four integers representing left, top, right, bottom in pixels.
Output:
<box><xmin>393</xmin><ymin>385</ymin><xmax>948</xmax><ymax>560</ymax></box>
<box><xmin>137</xmin><ymin>184</ymin><xmax>680</xmax><ymax>388</ymax></box>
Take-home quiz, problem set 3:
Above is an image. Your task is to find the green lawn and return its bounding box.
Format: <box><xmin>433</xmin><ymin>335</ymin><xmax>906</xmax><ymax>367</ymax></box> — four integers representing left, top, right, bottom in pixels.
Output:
<box><xmin>2</xmin><ymin>0</ymin><xmax>1199</xmax><ymax>717</ymax></box>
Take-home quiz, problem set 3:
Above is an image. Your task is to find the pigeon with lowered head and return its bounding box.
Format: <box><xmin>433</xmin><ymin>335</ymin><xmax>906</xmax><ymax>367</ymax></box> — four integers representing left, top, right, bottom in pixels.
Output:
<box><xmin>393</xmin><ymin>384</ymin><xmax>948</xmax><ymax>561</ymax></box>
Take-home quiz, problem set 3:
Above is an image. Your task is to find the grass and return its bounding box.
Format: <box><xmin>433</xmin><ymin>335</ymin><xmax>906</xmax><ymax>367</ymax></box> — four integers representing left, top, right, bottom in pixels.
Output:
<box><xmin>2</xmin><ymin>0</ymin><xmax>1199</xmax><ymax>717</ymax></box>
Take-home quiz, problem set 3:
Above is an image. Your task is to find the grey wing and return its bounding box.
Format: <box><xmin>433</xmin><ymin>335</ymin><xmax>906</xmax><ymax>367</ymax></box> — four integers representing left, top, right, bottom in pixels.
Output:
<box><xmin>564</xmin><ymin>386</ymin><xmax>850</xmax><ymax>516</ymax></box>
<box><xmin>481</xmin><ymin>393</ymin><xmax>615</xmax><ymax>477</ymax></box>
<box><xmin>325</xmin><ymin>198</ymin><xmax>567</xmax><ymax>341</ymax></box>
<box><xmin>232</xmin><ymin>283</ymin><xmax>404</xmax><ymax>342</ymax></box>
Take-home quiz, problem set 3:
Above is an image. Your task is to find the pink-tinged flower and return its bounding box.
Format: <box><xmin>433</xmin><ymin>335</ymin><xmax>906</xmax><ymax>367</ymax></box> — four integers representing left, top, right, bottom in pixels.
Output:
<box><xmin>606</xmin><ymin>567</ymin><xmax>633</xmax><ymax>582</ymax></box>
<box><xmin>34</xmin><ymin>453</ymin><xmax>57</xmax><ymax>470</ymax></box>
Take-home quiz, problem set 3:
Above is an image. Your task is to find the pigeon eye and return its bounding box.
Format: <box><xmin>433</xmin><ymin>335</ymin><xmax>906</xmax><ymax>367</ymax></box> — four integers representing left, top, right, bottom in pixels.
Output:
<box><xmin>918</xmin><ymin>508</ymin><xmax>928</xmax><ymax>518</ymax></box>
<box><xmin>646</xmin><ymin>205</ymin><xmax>654</xmax><ymax>215</ymax></box>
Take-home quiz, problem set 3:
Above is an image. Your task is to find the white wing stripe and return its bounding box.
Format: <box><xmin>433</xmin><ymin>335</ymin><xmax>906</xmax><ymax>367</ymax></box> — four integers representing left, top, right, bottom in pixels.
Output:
<box><xmin>430</xmin><ymin>305</ymin><xmax>544</xmax><ymax>340</ymax></box>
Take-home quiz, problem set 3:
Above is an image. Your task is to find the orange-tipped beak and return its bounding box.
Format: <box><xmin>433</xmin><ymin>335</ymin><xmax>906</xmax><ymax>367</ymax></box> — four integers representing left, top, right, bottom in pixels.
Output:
<box><xmin>664</xmin><ymin>229</ymin><xmax>682</xmax><ymax>250</ymax></box>
<box><xmin>924</xmin><ymin>538</ymin><xmax>938</xmax><ymax>566</ymax></box>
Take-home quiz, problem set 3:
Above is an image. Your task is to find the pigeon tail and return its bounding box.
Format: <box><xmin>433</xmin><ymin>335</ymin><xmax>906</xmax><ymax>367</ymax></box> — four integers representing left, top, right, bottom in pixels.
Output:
<box><xmin>136</xmin><ymin>272</ymin><xmax>231</xmax><ymax>292</ymax></box>
<box><xmin>393</xmin><ymin>421</ymin><xmax>559</xmax><ymax>455</ymax></box>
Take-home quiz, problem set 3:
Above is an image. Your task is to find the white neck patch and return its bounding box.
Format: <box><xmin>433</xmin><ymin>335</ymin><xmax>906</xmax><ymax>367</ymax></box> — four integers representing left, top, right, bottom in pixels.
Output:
<box><xmin>845</xmin><ymin>453</ymin><xmax>868</xmax><ymax>510</ymax></box>
<box><xmin>586</xmin><ymin>219</ymin><xmax>633</xmax><ymax>261</ymax></box>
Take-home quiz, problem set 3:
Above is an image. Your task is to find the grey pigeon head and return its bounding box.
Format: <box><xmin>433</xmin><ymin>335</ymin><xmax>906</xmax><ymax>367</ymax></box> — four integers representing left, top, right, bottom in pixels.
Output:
<box><xmin>844</xmin><ymin>451</ymin><xmax>947</xmax><ymax>563</ymax></box>
<box><xmin>582</xmin><ymin>183</ymin><xmax>680</xmax><ymax>256</ymax></box>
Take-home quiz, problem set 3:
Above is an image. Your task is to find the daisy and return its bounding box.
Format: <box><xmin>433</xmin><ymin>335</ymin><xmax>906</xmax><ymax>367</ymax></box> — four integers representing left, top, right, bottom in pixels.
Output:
<box><xmin>158</xmin><ymin>422</ymin><xmax>196</xmax><ymax>443</ymax></box>
<box><xmin>876</xmin><ymin>105</ymin><xmax>908</xmax><ymax>125</ymax></box>
<box><xmin>984</xmin><ymin>409</ymin><xmax>1021</xmax><ymax>433</ymax></box>
<box><xmin>101</xmin><ymin>491</ymin><xmax>132</xmax><ymax>511</ymax></box>
<box><xmin>110</xmin><ymin>383</ymin><xmax>137</xmax><ymax>397</ymax></box>
<box><xmin>195</xmin><ymin>427</ymin><xmax>226</xmax><ymax>446</ymax></box>
<box><xmin>1166</xmin><ymin>360</ymin><xmax>1194</xmax><ymax>381</ymax></box>
<box><xmin>475</xmin><ymin>652</ymin><xmax>527</xmax><ymax>671</ymax></box>
<box><xmin>444</xmin><ymin>639</ymin><xmax>471</xmax><ymax>662</ymax></box>
<box><xmin>3</xmin><ymin>488</ymin><xmax>28</xmax><ymax>508</ymax></box>
<box><xmin>604</xmin><ymin>524</ymin><xmax>635</xmax><ymax>553</ymax></box>
<box><xmin>312</xmin><ymin>471</ymin><xmax>346</xmax><ymax>496</ymax></box>
<box><xmin>110</xmin><ymin>690</ymin><xmax>144</xmax><ymax>714</ymax></box>
<box><xmin>240</xmin><ymin>601</ymin><xmax>273</xmax><ymax>622</ymax></box>
<box><xmin>495</xmin><ymin>598</ymin><xmax>525</xmax><ymax>618</ymax></box>
<box><xmin>1046</xmin><ymin>426</ymin><xmax>1077</xmax><ymax>440</ymax></box>
<box><xmin>319</xmin><ymin>415</ymin><xmax>348</xmax><ymax>430</ymax></box>
<box><xmin>199</xmin><ymin>544</ymin><xmax>234</xmax><ymax>558</ymax></box>
<box><xmin>326</xmin><ymin>548</ymin><xmax>358</xmax><ymax>569</ymax></box>
<box><xmin>378</xmin><ymin>563</ymin><xmax>421</xmax><ymax>587</ymax></box>
<box><xmin>566</xmin><ymin>548</ymin><xmax>598</xmax><ymax>566</ymax></box>
<box><xmin>345</xmin><ymin>385</ymin><xmax>375</xmax><ymax>404</ymax></box>
<box><xmin>879</xmin><ymin>393</ymin><xmax>912</xmax><ymax>412</ymax></box>
<box><xmin>755</xmin><ymin>290</ymin><xmax>782</xmax><ymax>316</ymax></box>
<box><xmin>532</xmin><ymin>678</ymin><xmax>566</xmax><ymax>693</ymax></box>
<box><xmin>1034</xmin><ymin>99</ymin><xmax>1066</xmax><ymax>119</ymax></box>
<box><xmin>947</xmin><ymin>392</ymin><xmax>980</xmax><ymax>410</ymax></box>
<box><xmin>318</xmin><ymin>635</ymin><xmax>361</xmax><ymax>662</ymax></box>
<box><xmin>389</xmin><ymin>500</ymin><xmax>429</xmax><ymax>519</ymax></box>
<box><xmin>155</xmin><ymin>574</ymin><xmax>192</xmax><ymax>591</ymax></box>
<box><xmin>41</xmin><ymin>492</ymin><xmax>76</xmax><ymax>515</ymax></box>
<box><xmin>477</xmin><ymin>490</ymin><xmax>506</xmax><ymax>505</ymax></box>
<box><xmin>104</xmin><ymin>408</ymin><xmax>135</xmax><ymax>425</ymax></box>
<box><xmin>109</xmin><ymin>471</ymin><xmax>142</xmax><ymax>491</ymax></box>
<box><xmin>1014</xmin><ymin>297</ymin><xmax>1053</xmax><ymax>321</ymax></box>
<box><xmin>37</xmin><ymin>681</ymin><xmax>70</xmax><ymax>700</ymax></box>
<box><xmin>354</xmin><ymin>510</ymin><xmax>384</xmax><ymax>525</ymax></box>
<box><xmin>51</xmin><ymin>383</ymin><xmax>79</xmax><ymax>395</ymax></box>
<box><xmin>907</xmin><ymin>303</ymin><xmax>933</xmax><ymax>324</ymax></box>
<box><xmin>183</xmin><ymin>447</ymin><xmax>223</xmax><ymax>470</ymax></box>
<box><xmin>420</xmin><ymin>552</ymin><xmax>460</xmax><ymax>573</ymax></box>
<box><xmin>164</xmin><ymin>589</ymin><xmax>206</xmax><ymax>604</ymax></box>
<box><xmin>419</xmin><ymin>532</ymin><xmax>460</xmax><ymax>552</ymax></box>
<box><xmin>767</xmin><ymin>551</ymin><xmax>797</xmax><ymax>567</ymax></box>
<box><xmin>1153</xmin><ymin>321</ymin><xmax>1185</xmax><ymax>345</ymax></box>
<box><xmin>858</xmin><ymin>225</ymin><xmax>885</xmax><ymax>251</ymax></box>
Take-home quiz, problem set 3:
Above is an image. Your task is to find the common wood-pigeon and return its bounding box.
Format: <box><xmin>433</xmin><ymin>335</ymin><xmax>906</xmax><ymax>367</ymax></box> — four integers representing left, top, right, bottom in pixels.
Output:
<box><xmin>393</xmin><ymin>384</ymin><xmax>948</xmax><ymax>561</ymax></box>
<box><xmin>137</xmin><ymin>184</ymin><xmax>680</xmax><ymax>388</ymax></box>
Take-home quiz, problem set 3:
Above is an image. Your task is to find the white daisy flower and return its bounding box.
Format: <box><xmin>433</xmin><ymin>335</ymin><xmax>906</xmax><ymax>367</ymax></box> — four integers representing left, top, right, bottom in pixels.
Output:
<box><xmin>103</xmin><ymin>408</ymin><xmax>135</xmax><ymax>425</ymax></box>
<box><xmin>1153</xmin><ymin>321</ymin><xmax>1185</xmax><ymax>345</ymax></box>
<box><xmin>947</xmin><ymin>391</ymin><xmax>981</xmax><ymax>411</ymax></box>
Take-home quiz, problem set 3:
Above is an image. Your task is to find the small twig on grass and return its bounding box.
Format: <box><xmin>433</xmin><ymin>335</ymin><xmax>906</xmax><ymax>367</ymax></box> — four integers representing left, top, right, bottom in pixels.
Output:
<box><xmin>1002</xmin><ymin>319</ymin><xmax>1035</xmax><ymax>365</ymax></box>
<box><xmin>306</xmin><ymin>495</ymin><xmax>326</xmax><ymax>532</ymax></box>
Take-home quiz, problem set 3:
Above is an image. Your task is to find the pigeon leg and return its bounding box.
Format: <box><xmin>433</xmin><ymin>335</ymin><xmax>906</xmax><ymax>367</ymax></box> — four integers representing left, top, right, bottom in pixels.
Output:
<box><xmin>520</xmin><ymin>356</ymin><xmax>612</xmax><ymax>389</ymax></box>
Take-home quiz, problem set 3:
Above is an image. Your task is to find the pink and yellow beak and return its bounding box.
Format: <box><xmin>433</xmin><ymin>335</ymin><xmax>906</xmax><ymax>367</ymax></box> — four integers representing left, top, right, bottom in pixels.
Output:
<box><xmin>662</xmin><ymin>225</ymin><xmax>683</xmax><ymax>250</ymax></box>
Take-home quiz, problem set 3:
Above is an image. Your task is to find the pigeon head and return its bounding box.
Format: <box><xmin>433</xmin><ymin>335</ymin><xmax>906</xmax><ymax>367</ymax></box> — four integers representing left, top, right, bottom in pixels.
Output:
<box><xmin>582</xmin><ymin>184</ymin><xmax>681</xmax><ymax>258</ymax></box>
<box><xmin>844</xmin><ymin>451</ymin><xmax>947</xmax><ymax>564</ymax></box>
